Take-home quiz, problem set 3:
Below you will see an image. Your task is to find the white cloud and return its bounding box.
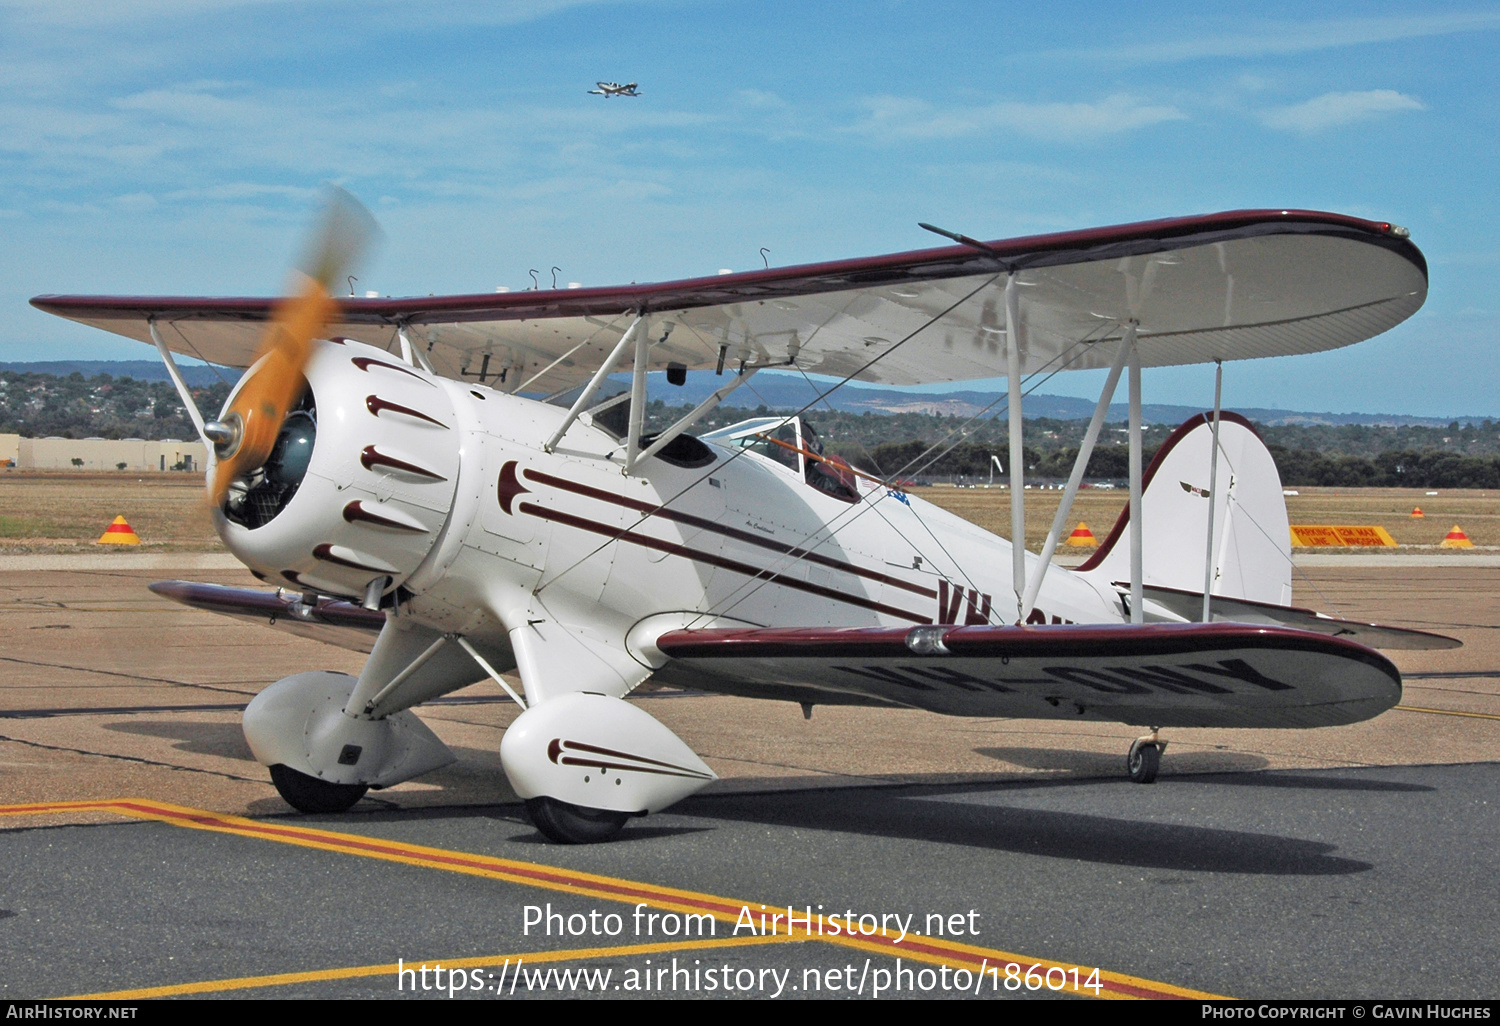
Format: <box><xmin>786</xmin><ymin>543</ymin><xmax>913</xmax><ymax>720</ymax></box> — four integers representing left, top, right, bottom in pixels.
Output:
<box><xmin>165</xmin><ymin>182</ymin><xmax>321</xmax><ymax>202</ymax></box>
<box><xmin>111</xmin><ymin>192</ymin><xmax>158</xmax><ymax>212</ymax></box>
<box><xmin>1260</xmin><ymin>90</ymin><xmax>1424</xmax><ymax>133</ymax></box>
<box><xmin>736</xmin><ymin>89</ymin><xmax>788</xmax><ymax>109</ymax></box>
<box><xmin>1040</xmin><ymin>12</ymin><xmax>1500</xmax><ymax>65</ymax></box>
<box><xmin>920</xmin><ymin>159</ymin><xmax>1085</xmax><ymax>185</ymax></box>
<box><xmin>853</xmin><ymin>94</ymin><xmax>1186</xmax><ymax>144</ymax></box>
<box><xmin>0</xmin><ymin>0</ymin><xmax>623</xmax><ymax>29</ymax></box>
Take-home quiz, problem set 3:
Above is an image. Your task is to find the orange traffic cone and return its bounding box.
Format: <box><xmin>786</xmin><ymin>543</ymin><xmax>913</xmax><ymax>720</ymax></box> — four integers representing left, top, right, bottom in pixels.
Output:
<box><xmin>1441</xmin><ymin>525</ymin><xmax>1473</xmax><ymax>549</ymax></box>
<box><xmin>1066</xmin><ymin>522</ymin><xmax>1098</xmax><ymax>546</ymax></box>
<box><xmin>97</xmin><ymin>516</ymin><xmax>140</xmax><ymax>545</ymax></box>
<box><xmin>1411</xmin><ymin>507</ymin><xmax>1425</xmax><ymax>518</ymax></box>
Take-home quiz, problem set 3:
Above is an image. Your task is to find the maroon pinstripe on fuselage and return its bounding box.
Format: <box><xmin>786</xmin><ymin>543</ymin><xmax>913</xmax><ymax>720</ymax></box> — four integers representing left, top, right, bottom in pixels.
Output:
<box><xmin>520</xmin><ymin>466</ymin><xmax>937</xmax><ymax>599</ymax></box>
<box><xmin>515</xmin><ymin>500</ymin><xmax>933</xmax><ymax>624</ymax></box>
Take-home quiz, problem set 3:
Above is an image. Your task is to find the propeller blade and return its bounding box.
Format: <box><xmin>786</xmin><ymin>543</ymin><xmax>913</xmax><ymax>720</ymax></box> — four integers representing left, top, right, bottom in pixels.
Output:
<box><xmin>207</xmin><ymin>188</ymin><xmax>379</xmax><ymax>505</ymax></box>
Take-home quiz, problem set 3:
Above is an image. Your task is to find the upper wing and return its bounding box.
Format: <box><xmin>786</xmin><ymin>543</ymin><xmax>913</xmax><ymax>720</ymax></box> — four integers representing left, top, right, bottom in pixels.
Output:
<box><xmin>651</xmin><ymin>622</ymin><xmax>1402</xmax><ymax>729</ymax></box>
<box><xmin>33</xmin><ymin>209</ymin><xmax>1426</xmax><ymax>396</ymax></box>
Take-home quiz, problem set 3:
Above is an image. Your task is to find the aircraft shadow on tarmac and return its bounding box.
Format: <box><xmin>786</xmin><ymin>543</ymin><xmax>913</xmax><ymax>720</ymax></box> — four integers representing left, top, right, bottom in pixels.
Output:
<box><xmin>975</xmin><ymin>745</ymin><xmax>1270</xmax><ymax>775</ymax></box>
<box><xmin>974</xmin><ymin>748</ymin><xmax>1436</xmax><ymax>793</ymax></box>
<box><xmin>667</xmin><ymin>783</ymin><xmax>1375</xmax><ymax>876</ymax></box>
<box><xmin>273</xmin><ymin>781</ymin><xmax>1378</xmax><ymax>875</ymax></box>
<box><xmin>269</xmin><ymin>803</ymin><xmax>715</xmax><ymax>846</ymax></box>
<box><xmin>103</xmin><ymin>718</ymin><xmax>255</xmax><ymax>761</ymax></box>
<box><xmin>237</xmin><ymin>745</ymin><xmax>522</xmax><ymax>816</ymax></box>
<box><xmin>90</xmin><ymin>721</ymin><xmax>1414</xmax><ymax>872</ymax></box>
<box><xmin>1168</xmin><ymin>772</ymin><xmax>1434</xmax><ymax>793</ymax></box>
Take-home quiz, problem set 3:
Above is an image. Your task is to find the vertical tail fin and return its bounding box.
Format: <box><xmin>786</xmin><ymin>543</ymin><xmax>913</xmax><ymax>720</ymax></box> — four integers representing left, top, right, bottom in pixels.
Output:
<box><xmin>1075</xmin><ymin>413</ymin><xmax>1291</xmax><ymax>606</ymax></box>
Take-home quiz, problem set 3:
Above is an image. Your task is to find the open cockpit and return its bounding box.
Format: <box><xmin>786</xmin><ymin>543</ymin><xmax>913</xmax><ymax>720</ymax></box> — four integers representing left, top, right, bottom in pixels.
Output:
<box><xmin>701</xmin><ymin>416</ymin><xmax>859</xmax><ymax>503</ymax></box>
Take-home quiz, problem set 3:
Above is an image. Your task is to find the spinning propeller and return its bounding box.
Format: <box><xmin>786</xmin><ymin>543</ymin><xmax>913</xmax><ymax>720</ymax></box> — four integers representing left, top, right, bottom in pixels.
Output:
<box><xmin>204</xmin><ymin>188</ymin><xmax>379</xmax><ymax>504</ymax></box>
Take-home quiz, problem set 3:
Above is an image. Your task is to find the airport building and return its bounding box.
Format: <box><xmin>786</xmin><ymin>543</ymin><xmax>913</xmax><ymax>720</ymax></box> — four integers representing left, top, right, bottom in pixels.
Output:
<box><xmin>0</xmin><ymin>434</ymin><xmax>207</xmax><ymax>471</ymax></box>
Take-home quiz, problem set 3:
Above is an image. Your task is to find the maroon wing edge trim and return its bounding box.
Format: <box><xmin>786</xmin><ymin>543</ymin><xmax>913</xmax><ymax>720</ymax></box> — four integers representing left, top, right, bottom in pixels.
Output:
<box><xmin>653</xmin><ymin>622</ymin><xmax>1400</xmax><ymax>685</ymax></box>
<box><xmin>147</xmin><ymin>580</ymin><xmax>385</xmax><ymax>631</ymax></box>
<box><xmin>1075</xmin><ymin>411</ymin><xmax>1259</xmax><ymax>573</ymax></box>
<box><xmin>31</xmin><ymin>210</ymin><xmax>1425</xmax><ymax>326</ymax></box>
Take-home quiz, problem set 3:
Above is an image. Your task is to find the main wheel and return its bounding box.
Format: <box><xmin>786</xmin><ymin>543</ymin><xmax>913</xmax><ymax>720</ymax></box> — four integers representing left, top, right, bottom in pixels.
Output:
<box><xmin>269</xmin><ymin>763</ymin><xmax>368</xmax><ymax>813</ymax></box>
<box><xmin>1127</xmin><ymin>741</ymin><xmax>1161</xmax><ymax>784</ymax></box>
<box><xmin>525</xmin><ymin>796</ymin><xmax>630</xmax><ymax>844</ymax></box>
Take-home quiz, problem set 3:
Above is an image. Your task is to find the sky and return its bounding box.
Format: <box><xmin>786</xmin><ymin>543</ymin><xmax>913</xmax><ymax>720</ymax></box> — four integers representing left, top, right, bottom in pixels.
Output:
<box><xmin>2</xmin><ymin>1</ymin><xmax>1497</xmax><ymax>417</ymax></box>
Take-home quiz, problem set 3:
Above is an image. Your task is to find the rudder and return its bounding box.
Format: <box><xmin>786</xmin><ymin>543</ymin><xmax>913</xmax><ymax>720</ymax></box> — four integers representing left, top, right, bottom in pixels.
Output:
<box><xmin>1075</xmin><ymin>413</ymin><xmax>1291</xmax><ymax>606</ymax></box>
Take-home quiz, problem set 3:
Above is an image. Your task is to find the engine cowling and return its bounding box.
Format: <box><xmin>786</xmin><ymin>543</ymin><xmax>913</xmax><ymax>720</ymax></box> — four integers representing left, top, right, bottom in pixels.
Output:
<box><xmin>211</xmin><ymin>338</ymin><xmax>461</xmax><ymax>603</ymax></box>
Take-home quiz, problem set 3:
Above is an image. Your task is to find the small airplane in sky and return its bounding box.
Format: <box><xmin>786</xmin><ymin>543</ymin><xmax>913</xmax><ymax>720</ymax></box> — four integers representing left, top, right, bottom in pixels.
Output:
<box><xmin>32</xmin><ymin>195</ymin><xmax>1452</xmax><ymax>843</ymax></box>
<box><xmin>588</xmin><ymin>81</ymin><xmax>640</xmax><ymax>98</ymax></box>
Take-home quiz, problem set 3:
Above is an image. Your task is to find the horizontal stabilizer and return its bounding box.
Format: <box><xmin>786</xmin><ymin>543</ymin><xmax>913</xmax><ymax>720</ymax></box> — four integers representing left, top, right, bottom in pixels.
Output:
<box><xmin>653</xmin><ymin>622</ymin><xmax>1402</xmax><ymax>729</ymax></box>
<box><xmin>1136</xmin><ymin>584</ymin><xmax>1460</xmax><ymax>651</ymax></box>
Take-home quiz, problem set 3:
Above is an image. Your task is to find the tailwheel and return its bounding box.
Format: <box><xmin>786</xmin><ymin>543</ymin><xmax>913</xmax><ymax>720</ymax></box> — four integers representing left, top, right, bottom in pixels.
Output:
<box><xmin>1126</xmin><ymin>736</ymin><xmax>1163</xmax><ymax>784</ymax></box>
<box><xmin>525</xmin><ymin>796</ymin><xmax>631</xmax><ymax>844</ymax></box>
<box><xmin>269</xmin><ymin>763</ymin><xmax>369</xmax><ymax>813</ymax></box>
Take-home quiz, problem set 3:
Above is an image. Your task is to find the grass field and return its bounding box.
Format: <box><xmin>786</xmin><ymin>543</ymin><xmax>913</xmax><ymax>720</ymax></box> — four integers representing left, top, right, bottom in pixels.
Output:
<box><xmin>0</xmin><ymin>470</ymin><xmax>1494</xmax><ymax>554</ymax></box>
<box><xmin>911</xmin><ymin>484</ymin><xmax>1500</xmax><ymax>552</ymax></box>
<box><xmin>0</xmin><ymin>471</ymin><xmax>216</xmax><ymax>552</ymax></box>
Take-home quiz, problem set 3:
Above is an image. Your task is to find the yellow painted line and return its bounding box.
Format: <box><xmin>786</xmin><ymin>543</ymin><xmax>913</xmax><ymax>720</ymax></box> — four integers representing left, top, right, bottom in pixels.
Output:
<box><xmin>1396</xmin><ymin>705</ymin><xmax>1500</xmax><ymax>721</ymax></box>
<box><xmin>7</xmin><ymin>798</ymin><xmax>1224</xmax><ymax>1000</ymax></box>
<box><xmin>65</xmin><ymin>935</ymin><xmax>788</xmax><ymax>1000</ymax></box>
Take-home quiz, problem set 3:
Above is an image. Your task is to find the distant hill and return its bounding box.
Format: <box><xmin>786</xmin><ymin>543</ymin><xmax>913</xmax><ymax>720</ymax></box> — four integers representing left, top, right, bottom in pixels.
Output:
<box><xmin>0</xmin><ymin>360</ymin><xmax>228</xmax><ymax>387</ymax></box>
<box><xmin>3</xmin><ymin>361</ymin><xmax>1489</xmax><ymax>427</ymax></box>
<box><xmin>648</xmin><ymin>372</ymin><xmax>1492</xmax><ymax>428</ymax></box>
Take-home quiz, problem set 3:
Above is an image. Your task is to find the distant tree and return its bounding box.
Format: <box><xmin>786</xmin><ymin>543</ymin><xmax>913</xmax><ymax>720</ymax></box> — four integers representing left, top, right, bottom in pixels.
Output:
<box><xmin>116</xmin><ymin>462</ymin><xmax>127</xmax><ymax>471</ymax></box>
<box><xmin>70</xmin><ymin>458</ymin><xmax>83</xmax><ymax>468</ymax></box>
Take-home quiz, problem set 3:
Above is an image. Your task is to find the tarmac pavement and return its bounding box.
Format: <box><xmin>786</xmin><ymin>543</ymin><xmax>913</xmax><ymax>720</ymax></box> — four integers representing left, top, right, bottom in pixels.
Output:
<box><xmin>0</xmin><ymin>558</ymin><xmax>1495</xmax><ymax>999</ymax></box>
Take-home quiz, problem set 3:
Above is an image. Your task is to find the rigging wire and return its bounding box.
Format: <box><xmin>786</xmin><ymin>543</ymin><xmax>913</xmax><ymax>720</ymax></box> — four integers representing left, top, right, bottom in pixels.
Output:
<box><xmin>533</xmin><ymin>272</ymin><xmax>1005</xmax><ymax>595</ymax></box>
<box><xmin>698</xmin><ymin>335</ymin><xmax>1114</xmax><ymax>625</ymax></box>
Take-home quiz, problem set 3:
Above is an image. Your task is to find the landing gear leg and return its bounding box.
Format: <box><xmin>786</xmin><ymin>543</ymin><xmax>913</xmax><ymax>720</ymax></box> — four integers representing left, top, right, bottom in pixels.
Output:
<box><xmin>1127</xmin><ymin>729</ymin><xmax>1166</xmax><ymax>784</ymax></box>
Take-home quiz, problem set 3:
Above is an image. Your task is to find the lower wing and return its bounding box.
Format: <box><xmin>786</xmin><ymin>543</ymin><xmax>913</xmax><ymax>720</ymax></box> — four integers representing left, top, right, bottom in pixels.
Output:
<box><xmin>150</xmin><ymin>580</ymin><xmax>384</xmax><ymax>653</ymax></box>
<box><xmin>652</xmin><ymin>623</ymin><xmax>1402</xmax><ymax>729</ymax></box>
<box><xmin>150</xmin><ymin>581</ymin><xmax>1404</xmax><ymax>728</ymax></box>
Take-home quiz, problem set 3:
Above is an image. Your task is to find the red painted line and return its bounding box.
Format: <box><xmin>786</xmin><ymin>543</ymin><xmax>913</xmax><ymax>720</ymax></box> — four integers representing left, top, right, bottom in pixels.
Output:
<box><xmin>4</xmin><ymin>799</ymin><xmax>1219</xmax><ymax>999</ymax></box>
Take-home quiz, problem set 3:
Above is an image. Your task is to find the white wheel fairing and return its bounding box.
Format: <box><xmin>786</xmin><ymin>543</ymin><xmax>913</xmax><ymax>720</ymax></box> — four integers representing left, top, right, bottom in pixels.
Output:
<box><xmin>243</xmin><ymin>670</ymin><xmax>456</xmax><ymax>787</ymax></box>
<box><xmin>500</xmin><ymin>692</ymin><xmax>716</xmax><ymax>814</ymax></box>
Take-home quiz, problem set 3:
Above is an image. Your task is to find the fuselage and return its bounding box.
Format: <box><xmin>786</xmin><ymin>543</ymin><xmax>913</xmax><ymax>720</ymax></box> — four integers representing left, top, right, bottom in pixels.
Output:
<box><xmin>213</xmin><ymin>340</ymin><xmax>1126</xmax><ymax>679</ymax></box>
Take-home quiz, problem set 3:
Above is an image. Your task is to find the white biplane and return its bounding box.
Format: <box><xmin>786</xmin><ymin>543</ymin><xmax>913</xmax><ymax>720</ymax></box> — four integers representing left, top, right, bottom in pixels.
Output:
<box><xmin>588</xmin><ymin>81</ymin><xmax>640</xmax><ymax>98</ymax></box>
<box><xmin>32</xmin><ymin>200</ymin><xmax>1454</xmax><ymax>843</ymax></box>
